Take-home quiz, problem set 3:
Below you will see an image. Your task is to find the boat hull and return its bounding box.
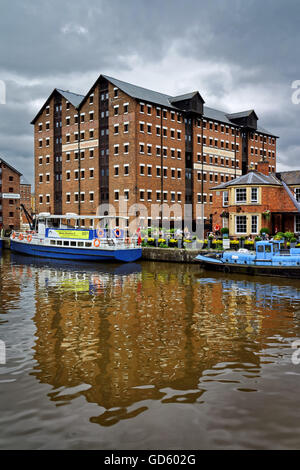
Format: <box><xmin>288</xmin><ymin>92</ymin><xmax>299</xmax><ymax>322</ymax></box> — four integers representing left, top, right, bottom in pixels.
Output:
<box><xmin>197</xmin><ymin>258</ymin><xmax>300</xmax><ymax>278</ymax></box>
<box><xmin>0</xmin><ymin>239</ymin><xmax>2</xmax><ymax>251</ymax></box>
<box><xmin>10</xmin><ymin>240</ymin><xmax>142</xmax><ymax>263</ymax></box>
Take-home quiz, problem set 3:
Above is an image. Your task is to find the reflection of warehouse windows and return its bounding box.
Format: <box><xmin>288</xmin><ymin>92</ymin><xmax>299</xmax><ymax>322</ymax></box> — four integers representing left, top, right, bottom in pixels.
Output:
<box><xmin>295</xmin><ymin>188</ymin><xmax>300</xmax><ymax>202</ymax></box>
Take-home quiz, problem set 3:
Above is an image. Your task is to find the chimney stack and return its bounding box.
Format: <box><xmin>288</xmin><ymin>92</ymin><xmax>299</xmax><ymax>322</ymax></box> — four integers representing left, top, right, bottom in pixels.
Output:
<box><xmin>256</xmin><ymin>158</ymin><xmax>270</xmax><ymax>176</ymax></box>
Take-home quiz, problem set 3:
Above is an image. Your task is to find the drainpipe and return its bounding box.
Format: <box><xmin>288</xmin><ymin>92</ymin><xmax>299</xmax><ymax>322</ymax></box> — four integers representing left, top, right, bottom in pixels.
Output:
<box><xmin>160</xmin><ymin>108</ymin><xmax>163</xmax><ymax>229</ymax></box>
<box><xmin>78</xmin><ymin>110</ymin><xmax>81</xmax><ymax>216</ymax></box>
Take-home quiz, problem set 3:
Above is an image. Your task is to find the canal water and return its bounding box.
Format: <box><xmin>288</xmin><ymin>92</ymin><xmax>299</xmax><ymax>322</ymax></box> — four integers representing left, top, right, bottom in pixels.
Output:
<box><xmin>0</xmin><ymin>250</ymin><xmax>300</xmax><ymax>450</ymax></box>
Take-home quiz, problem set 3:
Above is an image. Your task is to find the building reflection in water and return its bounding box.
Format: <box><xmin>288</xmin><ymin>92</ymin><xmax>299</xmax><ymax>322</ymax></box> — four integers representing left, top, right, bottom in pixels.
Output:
<box><xmin>6</xmin><ymin>254</ymin><xmax>300</xmax><ymax>427</ymax></box>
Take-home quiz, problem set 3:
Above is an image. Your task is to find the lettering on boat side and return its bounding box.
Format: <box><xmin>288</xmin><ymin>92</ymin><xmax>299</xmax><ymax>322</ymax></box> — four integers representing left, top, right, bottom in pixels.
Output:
<box><xmin>0</xmin><ymin>340</ymin><xmax>6</xmax><ymax>364</ymax></box>
<box><xmin>291</xmin><ymin>340</ymin><xmax>300</xmax><ymax>365</ymax></box>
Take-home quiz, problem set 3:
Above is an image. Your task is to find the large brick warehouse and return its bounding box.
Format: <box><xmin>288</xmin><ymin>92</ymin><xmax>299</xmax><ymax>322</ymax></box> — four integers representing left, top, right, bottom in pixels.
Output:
<box><xmin>32</xmin><ymin>74</ymin><xmax>278</xmax><ymax>230</ymax></box>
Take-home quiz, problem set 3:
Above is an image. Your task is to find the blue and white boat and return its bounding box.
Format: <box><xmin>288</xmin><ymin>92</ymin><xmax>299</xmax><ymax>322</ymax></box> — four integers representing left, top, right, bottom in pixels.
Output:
<box><xmin>10</xmin><ymin>213</ymin><xmax>142</xmax><ymax>263</ymax></box>
<box><xmin>196</xmin><ymin>240</ymin><xmax>300</xmax><ymax>278</ymax></box>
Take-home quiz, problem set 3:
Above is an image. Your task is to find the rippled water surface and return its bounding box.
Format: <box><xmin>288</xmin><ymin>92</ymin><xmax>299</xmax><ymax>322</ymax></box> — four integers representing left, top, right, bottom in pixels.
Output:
<box><xmin>1</xmin><ymin>251</ymin><xmax>300</xmax><ymax>449</ymax></box>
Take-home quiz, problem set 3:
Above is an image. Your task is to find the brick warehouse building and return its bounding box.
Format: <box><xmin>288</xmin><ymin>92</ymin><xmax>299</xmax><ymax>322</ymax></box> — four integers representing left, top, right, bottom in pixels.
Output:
<box><xmin>211</xmin><ymin>160</ymin><xmax>300</xmax><ymax>237</ymax></box>
<box><xmin>32</xmin><ymin>75</ymin><xmax>278</xmax><ymax>229</ymax></box>
<box><xmin>20</xmin><ymin>177</ymin><xmax>32</xmax><ymax>228</ymax></box>
<box><xmin>0</xmin><ymin>157</ymin><xmax>21</xmax><ymax>231</ymax></box>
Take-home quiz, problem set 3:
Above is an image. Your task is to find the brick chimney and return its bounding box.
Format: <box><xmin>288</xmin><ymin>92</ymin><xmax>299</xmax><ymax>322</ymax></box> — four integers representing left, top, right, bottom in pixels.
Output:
<box><xmin>256</xmin><ymin>158</ymin><xmax>270</xmax><ymax>176</ymax></box>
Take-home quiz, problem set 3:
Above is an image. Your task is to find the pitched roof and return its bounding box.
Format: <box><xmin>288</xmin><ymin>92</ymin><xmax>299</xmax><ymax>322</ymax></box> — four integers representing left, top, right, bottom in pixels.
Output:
<box><xmin>171</xmin><ymin>91</ymin><xmax>200</xmax><ymax>102</ymax></box>
<box><xmin>227</xmin><ymin>109</ymin><xmax>258</xmax><ymax>120</ymax></box>
<box><xmin>31</xmin><ymin>88</ymin><xmax>84</xmax><ymax>124</ymax></box>
<box><xmin>30</xmin><ymin>74</ymin><xmax>278</xmax><ymax>137</ymax></box>
<box><xmin>212</xmin><ymin>171</ymin><xmax>281</xmax><ymax>190</ymax></box>
<box><xmin>56</xmin><ymin>89</ymin><xmax>84</xmax><ymax>108</ymax></box>
<box><xmin>277</xmin><ymin>171</ymin><xmax>300</xmax><ymax>186</ymax></box>
<box><xmin>103</xmin><ymin>74</ymin><xmax>175</xmax><ymax>109</ymax></box>
<box><xmin>0</xmin><ymin>156</ymin><xmax>22</xmax><ymax>176</ymax></box>
<box><xmin>102</xmin><ymin>75</ymin><xmax>276</xmax><ymax>135</ymax></box>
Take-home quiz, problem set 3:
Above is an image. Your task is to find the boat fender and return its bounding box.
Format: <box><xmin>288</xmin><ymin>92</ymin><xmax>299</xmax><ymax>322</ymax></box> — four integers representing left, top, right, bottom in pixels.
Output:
<box><xmin>125</xmin><ymin>237</ymin><xmax>131</xmax><ymax>245</ymax></box>
<box><xmin>93</xmin><ymin>239</ymin><xmax>101</xmax><ymax>248</ymax></box>
<box><xmin>27</xmin><ymin>234</ymin><xmax>32</xmax><ymax>243</ymax></box>
<box><xmin>18</xmin><ymin>233</ymin><xmax>24</xmax><ymax>241</ymax></box>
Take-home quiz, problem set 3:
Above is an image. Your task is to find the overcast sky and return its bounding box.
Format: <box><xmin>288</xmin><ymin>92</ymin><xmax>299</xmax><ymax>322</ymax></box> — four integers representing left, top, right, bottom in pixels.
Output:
<box><xmin>0</xmin><ymin>0</ymin><xmax>300</xmax><ymax>185</ymax></box>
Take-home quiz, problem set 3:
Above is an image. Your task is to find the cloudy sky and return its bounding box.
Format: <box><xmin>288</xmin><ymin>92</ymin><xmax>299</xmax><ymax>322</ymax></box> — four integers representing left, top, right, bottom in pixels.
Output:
<box><xmin>0</xmin><ymin>0</ymin><xmax>300</xmax><ymax>185</ymax></box>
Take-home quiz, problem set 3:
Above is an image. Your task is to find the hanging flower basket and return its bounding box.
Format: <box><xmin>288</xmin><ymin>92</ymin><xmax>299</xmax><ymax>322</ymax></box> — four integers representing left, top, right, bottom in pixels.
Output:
<box><xmin>262</xmin><ymin>210</ymin><xmax>271</xmax><ymax>220</ymax></box>
<box><xmin>220</xmin><ymin>211</ymin><xmax>229</xmax><ymax>218</ymax></box>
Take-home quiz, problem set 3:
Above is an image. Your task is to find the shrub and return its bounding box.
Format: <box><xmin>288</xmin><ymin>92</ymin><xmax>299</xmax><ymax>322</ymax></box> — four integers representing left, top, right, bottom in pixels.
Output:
<box><xmin>221</xmin><ymin>227</ymin><xmax>229</xmax><ymax>234</ymax></box>
<box><xmin>284</xmin><ymin>231</ymin><xmax>294</xmax><ymax>241</ymax></box>
<box><xmin>260</xmin><ymin>227</ymin><xmax>270</xmax><ymax>235</ymax></box>
<box><xmin>290</xmin><ymin>237</ymin><xmax>297</xmax><ymax>243</ymax></box>
<box><xmin>255</xmin><ymin>236</ymin><xmax>262</xmax><ymax>241</ymax></box>
<box><xmin>275</xmin><ymin>232</ymin><xmax>284</xmax><ymax>239</ymax></box>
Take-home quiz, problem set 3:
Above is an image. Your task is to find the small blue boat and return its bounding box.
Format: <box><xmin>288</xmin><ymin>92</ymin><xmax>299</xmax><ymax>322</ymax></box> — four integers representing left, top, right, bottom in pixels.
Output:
<box><xmin>10</xmin><ymin>213</ymin><xmax>142</xmax><ymax>263</ymax></box>
<box><xmin>196</xmin><ymin>240</ymin><xmax>300</xmax><ymax>278</ymax></box>
<box><xmin>0</xmin><ymin>238</ymin><xmax>3</xmax><ymax>251</ymax></box>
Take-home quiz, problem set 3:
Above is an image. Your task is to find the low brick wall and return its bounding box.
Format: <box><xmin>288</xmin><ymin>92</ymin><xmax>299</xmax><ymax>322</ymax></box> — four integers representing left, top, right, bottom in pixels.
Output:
<box><xmin>142</xmin><ymin>247</ymin><xmax>206</xmax><ymax>263</ymax></box>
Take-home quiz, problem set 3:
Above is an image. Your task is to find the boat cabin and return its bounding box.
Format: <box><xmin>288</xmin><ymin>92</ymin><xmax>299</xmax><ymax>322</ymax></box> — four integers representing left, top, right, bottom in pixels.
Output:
<box><xmin>255</xmin><ymin>240</ymin><xmax>283</xmax><ymax>259</ymax></box>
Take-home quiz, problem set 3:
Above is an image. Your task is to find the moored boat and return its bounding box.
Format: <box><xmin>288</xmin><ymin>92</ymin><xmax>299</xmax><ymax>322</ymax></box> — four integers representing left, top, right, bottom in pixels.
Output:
<box><xmin>196</xmin><ymin>240</ymin><xmax>300</xmax><ymax>278</ymax></box>
<box><xmin>10</xmin><ymin>213</ymin><xmax>142</xmax><ymax>263</ymax></box>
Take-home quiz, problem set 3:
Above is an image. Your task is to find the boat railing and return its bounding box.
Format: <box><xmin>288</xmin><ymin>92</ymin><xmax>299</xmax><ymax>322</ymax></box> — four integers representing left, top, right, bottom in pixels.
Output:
<box><xmin>11</xmin><ymin>231</ymin><xmax>140</xmax><ymax>249</ymax></box>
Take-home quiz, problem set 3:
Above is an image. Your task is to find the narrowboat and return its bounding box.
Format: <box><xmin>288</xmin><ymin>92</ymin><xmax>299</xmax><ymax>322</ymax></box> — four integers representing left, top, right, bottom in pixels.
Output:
<box><xmin>10</xmin><ymin>213</ymin><xmax>142</xmax><ymax>263</ymax></box>
<box><xmin>196</xmin><ymin>240</ymin><xmax>300</xmax><ymax>278</ymax></box>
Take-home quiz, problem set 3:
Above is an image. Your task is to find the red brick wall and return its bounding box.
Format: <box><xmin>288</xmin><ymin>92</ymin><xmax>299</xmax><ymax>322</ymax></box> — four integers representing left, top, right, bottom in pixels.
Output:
<box><xmin>0</xmin><ymin>163</ymin><xmax>21</xmax><ymax>230</ymax></box>
<box><xmin>20</xmin><ymin>183</ymin><xmax>32</xmax><ymax>225</ymax></box>
<box><xmin>34</xmin><ymin>95</ymin><xmax>55</xmax><ymax>213</ymax></box>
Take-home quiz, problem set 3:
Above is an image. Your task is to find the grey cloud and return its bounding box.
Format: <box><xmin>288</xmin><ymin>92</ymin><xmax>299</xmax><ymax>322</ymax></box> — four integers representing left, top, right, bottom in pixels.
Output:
<box><xmin>0</xmin><ymin>0</ymin><xmax>300</xmax><ymax>183</ymax></box>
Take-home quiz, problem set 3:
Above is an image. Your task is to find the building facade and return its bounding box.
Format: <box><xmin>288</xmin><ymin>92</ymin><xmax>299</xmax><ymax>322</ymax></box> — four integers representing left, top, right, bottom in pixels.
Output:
<box><xmin>211</xmin><ymin>161</ymin><xmax>300</xmax><ymax>237</ymax></box>
<box><xmin>32</xmin><ymin>75</ymin><xmax>278</xmax><ymax>230</ymax></box>
<box><xmin>0</xmin><ymin>157</ymin><xmax>21</xmax><ymax>231</ymax></box>
<box><xmin>20</xmin><ymin>178</ymin><xmax>32</xmax><ymax>227</ymax></box>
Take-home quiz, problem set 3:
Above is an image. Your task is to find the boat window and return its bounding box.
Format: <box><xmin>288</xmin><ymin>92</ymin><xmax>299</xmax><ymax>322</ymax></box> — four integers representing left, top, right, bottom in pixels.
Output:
<box><xmin>57</xmin><ymin>240</ymin><xmax>62</xmax><ymax>246</ymax></box>
<box><xmin>273</xmin><ymin>244</ymin><xmax>279</xmax><ymax>253</ymax></box>
<box><xmin>47</xmin><ymin>218</ymin><xmax>60</xmax><ymax>228</ymax></box>
<box><xmin>70</xmin><ymin>241</ymin><xmax>76</xmax><ymax>247</ymax></box>
<box><xmin>85</xmin><ymin>242</ymin><xmax>92</xmax><ymax>248</ymax></box>
<box><xmin>257</xmin><ymin>246</ymin><xmax>264</xmax><ymax>253</ymax></box>
<box><xmin>265</xmin><ymin>245</ymin><xmax>272</xmax><ymax>253</ymax></box>
<box><xmin>63</xmin><ymin>241</ymin><xmax>70</xmax><ymax>246</ymax></box>
<box><xmin>78</xmin><ymin>242</ymin><xmax>84</xmax><ymax>247</ymax></box>
<box><xmin>50</xmin><ymin>240</ymin><xmax>56</xmax><ymax>245</ymax></box>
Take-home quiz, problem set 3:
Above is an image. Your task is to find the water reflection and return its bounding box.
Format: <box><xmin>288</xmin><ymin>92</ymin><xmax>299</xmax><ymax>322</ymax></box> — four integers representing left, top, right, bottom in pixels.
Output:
<box><xmin>1</xmin><ymin>251</ymin><xmax>300</xmax><ymax>448</ymax></box>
